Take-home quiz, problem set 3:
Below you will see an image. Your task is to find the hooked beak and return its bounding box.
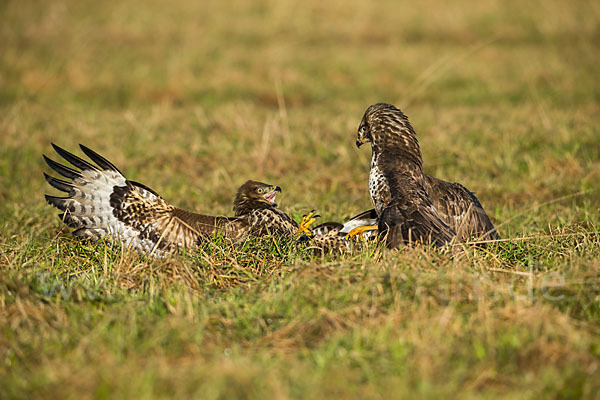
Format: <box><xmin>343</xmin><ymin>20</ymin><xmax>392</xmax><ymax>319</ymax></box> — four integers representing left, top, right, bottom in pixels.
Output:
<box><xmin>264</xmin><ymin>186</ymin><xmax>281</xmax><ymax>206</ymax></box>
<box><xmin>356</xmin><ymin>138</ymin><xmax>365</xmax><ymax>148</ymax></box>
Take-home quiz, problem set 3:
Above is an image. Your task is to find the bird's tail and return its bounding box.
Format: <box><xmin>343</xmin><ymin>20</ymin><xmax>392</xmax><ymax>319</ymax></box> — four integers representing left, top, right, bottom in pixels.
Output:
<box><xmin>378</xmin><ymin>201</ymin><xmax>456</xmax><ymax>249</ymax></box>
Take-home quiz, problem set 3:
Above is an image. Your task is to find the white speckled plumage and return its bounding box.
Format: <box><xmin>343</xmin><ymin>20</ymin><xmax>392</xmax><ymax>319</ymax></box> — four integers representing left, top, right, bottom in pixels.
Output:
<box><xmin>368</xmin><ymin>155</ymin><xmax>391</xmax><ymax>216</ymax></box>
<box><xmin>44</xmin><ymin>145</ymin><xmax>305</xmax><ymax>257</ymax></box>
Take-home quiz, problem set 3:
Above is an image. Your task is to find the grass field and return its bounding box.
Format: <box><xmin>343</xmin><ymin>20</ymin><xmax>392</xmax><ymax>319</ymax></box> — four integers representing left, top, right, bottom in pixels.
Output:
<box><xmin>1</xmin><ymin>0</ymin><xmax>599</xmax><ymax>398</ymax></box>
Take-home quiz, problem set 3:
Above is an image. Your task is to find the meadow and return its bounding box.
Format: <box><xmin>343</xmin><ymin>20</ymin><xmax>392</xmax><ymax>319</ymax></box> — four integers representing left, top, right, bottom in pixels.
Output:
<box><xmin>1</xmin><ymin>0</ymin><xmax>599</xmax><ymax>398</ymax></box>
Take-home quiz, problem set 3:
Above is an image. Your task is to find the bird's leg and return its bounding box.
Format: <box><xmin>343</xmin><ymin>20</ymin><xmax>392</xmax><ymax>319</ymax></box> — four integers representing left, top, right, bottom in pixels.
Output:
<box><xmin>345</xmin><ymin>225</ymin><xmax>378</xmax><ymax>241</ymax></box>
<box><xmin>297</xmin><ymin>210</ymin><xmax>320</xmax><ymax>236</ymax></box>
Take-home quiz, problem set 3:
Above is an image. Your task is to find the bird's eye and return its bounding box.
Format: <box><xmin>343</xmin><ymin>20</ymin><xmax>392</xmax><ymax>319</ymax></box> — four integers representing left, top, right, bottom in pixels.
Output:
<box><xmin>256</xmin><ymin>188</ymin><xmax>264</xmax><ymax>194</ymax></box>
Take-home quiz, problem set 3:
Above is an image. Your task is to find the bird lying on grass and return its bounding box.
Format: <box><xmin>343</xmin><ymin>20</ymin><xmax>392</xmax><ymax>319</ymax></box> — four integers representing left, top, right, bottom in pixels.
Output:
<box><xmin>43</xmin><ymin>144</ymin><xmax>318</xmax><ymax>257</ymax></box>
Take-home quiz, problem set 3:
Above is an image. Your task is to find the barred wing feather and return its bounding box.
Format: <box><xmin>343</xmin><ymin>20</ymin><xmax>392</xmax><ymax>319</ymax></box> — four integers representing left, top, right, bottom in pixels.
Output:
<box><xmin>44</xmin><ymin>144</ymin><xmax>220</xmax><ymax>256</ymax></box>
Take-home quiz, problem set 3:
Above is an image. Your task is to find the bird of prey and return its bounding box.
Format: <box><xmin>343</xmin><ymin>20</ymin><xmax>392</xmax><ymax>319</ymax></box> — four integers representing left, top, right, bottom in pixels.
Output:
<box><xmin>43</xmin><ymin>144</ymin><xmax>315</xmax><ymax>257</ymax></box>
<box><xmin>354</xmin><ymin>103</ymin><xmax>499</xmax><ymax>248</ymax></box>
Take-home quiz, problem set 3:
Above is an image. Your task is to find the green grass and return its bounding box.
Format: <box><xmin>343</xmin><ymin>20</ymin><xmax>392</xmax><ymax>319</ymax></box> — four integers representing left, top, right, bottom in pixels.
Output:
<box><xmin>1</xmin><ymin>0</ymin><xmax>599</xmax><ymax>398</ymax></box>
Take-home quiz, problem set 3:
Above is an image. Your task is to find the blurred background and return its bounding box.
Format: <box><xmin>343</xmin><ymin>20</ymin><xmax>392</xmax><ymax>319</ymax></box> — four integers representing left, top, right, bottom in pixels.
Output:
<box><xmin>1</xmin><ymin>2</ymin><xmax>600</xmax><ymax>397</ymax></box>
<box><xmin>1</xmin><ymin>0</ymin><xmax>598</xmax><ymax>229</ymax></box>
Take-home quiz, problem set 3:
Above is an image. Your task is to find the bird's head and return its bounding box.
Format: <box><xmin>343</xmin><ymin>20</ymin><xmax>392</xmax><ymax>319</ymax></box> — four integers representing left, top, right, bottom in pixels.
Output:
<box><xmin>356</xmin><ymin>103</ymin><xmax>399</xmax><ymax>149</ymax></box>
<box><xmin>355</xmin><ymin>118</ymin><xmax>371</xmax><ymax>149</ymax></box>
<box><xmin>355</xmin><ymin>107</ymin><xmax>376</xmax><ymax>149</ymax></box>
<box><xmin>233</xmin><ymin>180</ymin><xmax>282</xmax><ymax>216</ymax></box>
<box><xmin>355</xmin><ymin>103</ymin><xmax>422</xmax><ymax>166</ymax></box>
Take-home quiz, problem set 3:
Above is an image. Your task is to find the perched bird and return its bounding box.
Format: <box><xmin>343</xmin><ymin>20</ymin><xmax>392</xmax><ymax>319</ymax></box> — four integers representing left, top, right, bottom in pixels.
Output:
<box><xmin>354</xmin><ymin>103</ymin><xmax>499</xmax><ymax>248</ymax></box>
<box><xmin>43</xmin><ymin>144</ymin><xmax>315</xmax><ymax>257</ymax></box>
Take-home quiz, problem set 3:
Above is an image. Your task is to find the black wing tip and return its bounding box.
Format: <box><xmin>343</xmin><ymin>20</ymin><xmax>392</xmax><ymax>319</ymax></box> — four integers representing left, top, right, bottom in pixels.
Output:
<box><xmin>78</xmin><ymin>143</ymin><xmax>93</xmax><ymax>154</ymax></box>
<box><xmin>51</xmin><ymin>143</ymin><xmax>98</xmax><ymax>172</ymax></box>
<box><xmin>43</xmin><ymin>172</ymin><xmax>74</xmax><ymax>193</ymax></box>
<box><xmin>42</xmin><ymin>154</ymin><xmax>54</xmax><ymax>168</ymax></box>
<box><xmin>45</xmin><ymin>194</ymin><xmax>68</xmax><ymax>210</ymax></box>
<box><xmin>42</xmin><ymin>154</ymin><xmax>62</xmax><ymax>172</ymax></box>
<box><xmin>50</xmin><ymin>142</ymin><xmax>65</xmax><ymax>154</ymax></box>
<box><xmin>43</xmin><ymin>154</ymin><xmax>82</xmax><ymax>180</ymax></box>
<box><xmin>78</xmin><ymin>144</ymin><xmax>122</xmax><ymax>173</ymax></box>
<box><xmin>50</xmin><ymin>143</ymin><xmax>74</xmax><ymax>162</ymax></box>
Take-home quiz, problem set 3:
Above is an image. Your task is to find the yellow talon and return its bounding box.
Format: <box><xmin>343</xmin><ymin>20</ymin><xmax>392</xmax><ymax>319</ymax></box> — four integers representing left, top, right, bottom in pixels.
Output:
<box><xmin>345</xmin><ymin>225</ymin><xmax>378</xmax><ymax>241</ymax></box>
<box><xmin>297</xmin><ymin>210</ymin><xmax>319</xmax><ymax>236</ymax></box>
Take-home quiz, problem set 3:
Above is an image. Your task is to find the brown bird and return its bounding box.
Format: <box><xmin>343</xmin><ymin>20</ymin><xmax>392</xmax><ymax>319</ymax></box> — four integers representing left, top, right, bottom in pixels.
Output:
<box><xmin>44</xmin><ymin>144</ymin><xmax>315</xmax><ymax>257</ymax></box>
<box><xmin>354</xmin><ymin>103</ymin><xmax>499</xmax><ymax>248</ymax></box>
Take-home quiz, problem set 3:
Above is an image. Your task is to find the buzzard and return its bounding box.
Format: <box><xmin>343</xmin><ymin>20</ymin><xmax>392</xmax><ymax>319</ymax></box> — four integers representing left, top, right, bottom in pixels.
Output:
<box><xmin>354</xmin><ymin>103</ymin><xmax>499</xmax><ymax>248</ymax></box>
<box><xmin>44</xmin><ymin>144</ymin><xmax>315</xmax><ymax>257</ymax></box>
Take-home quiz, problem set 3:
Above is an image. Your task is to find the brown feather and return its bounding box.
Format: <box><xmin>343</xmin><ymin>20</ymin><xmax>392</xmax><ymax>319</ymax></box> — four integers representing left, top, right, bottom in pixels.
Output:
<box><xmin>424</xmin><ymin>176</ymin><xmax>499</xmax><ymax>241</ymax></box>
<box><xmin>44</xmin><ymin>145</ymin><xmax>301</xmax><ymax>257</ymax></box>
<box><xmin>358</xmin><ymin>103</ymin><xmax>498</xmax><ymax>248</ymax></box>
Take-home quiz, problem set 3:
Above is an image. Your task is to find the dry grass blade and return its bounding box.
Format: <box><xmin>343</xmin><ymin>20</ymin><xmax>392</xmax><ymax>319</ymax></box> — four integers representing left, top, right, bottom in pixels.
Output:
<box><xmin>1</xmin><ymin>0</ymin><xmax>599</xmax><ymax>398</ymax></box>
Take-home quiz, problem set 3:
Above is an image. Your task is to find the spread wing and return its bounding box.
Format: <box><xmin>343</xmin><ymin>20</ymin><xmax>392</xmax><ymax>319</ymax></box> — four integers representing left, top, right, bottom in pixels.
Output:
<box><xmin>424</xmin><ymin>176</ymin><xmax>499</xmax><ymax>241</ymax></box>
<box><xmin>44</xmin><ymin>144</ymin><xmax>238</xmax><ymax>256</ymax></box>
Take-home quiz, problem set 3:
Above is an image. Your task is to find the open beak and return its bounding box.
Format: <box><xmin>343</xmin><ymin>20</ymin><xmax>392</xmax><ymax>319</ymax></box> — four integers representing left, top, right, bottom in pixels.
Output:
<box><xmin>264</xmin><ymin>186</ymin><xmax>281</xmax><ymax>206</ymax></box>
